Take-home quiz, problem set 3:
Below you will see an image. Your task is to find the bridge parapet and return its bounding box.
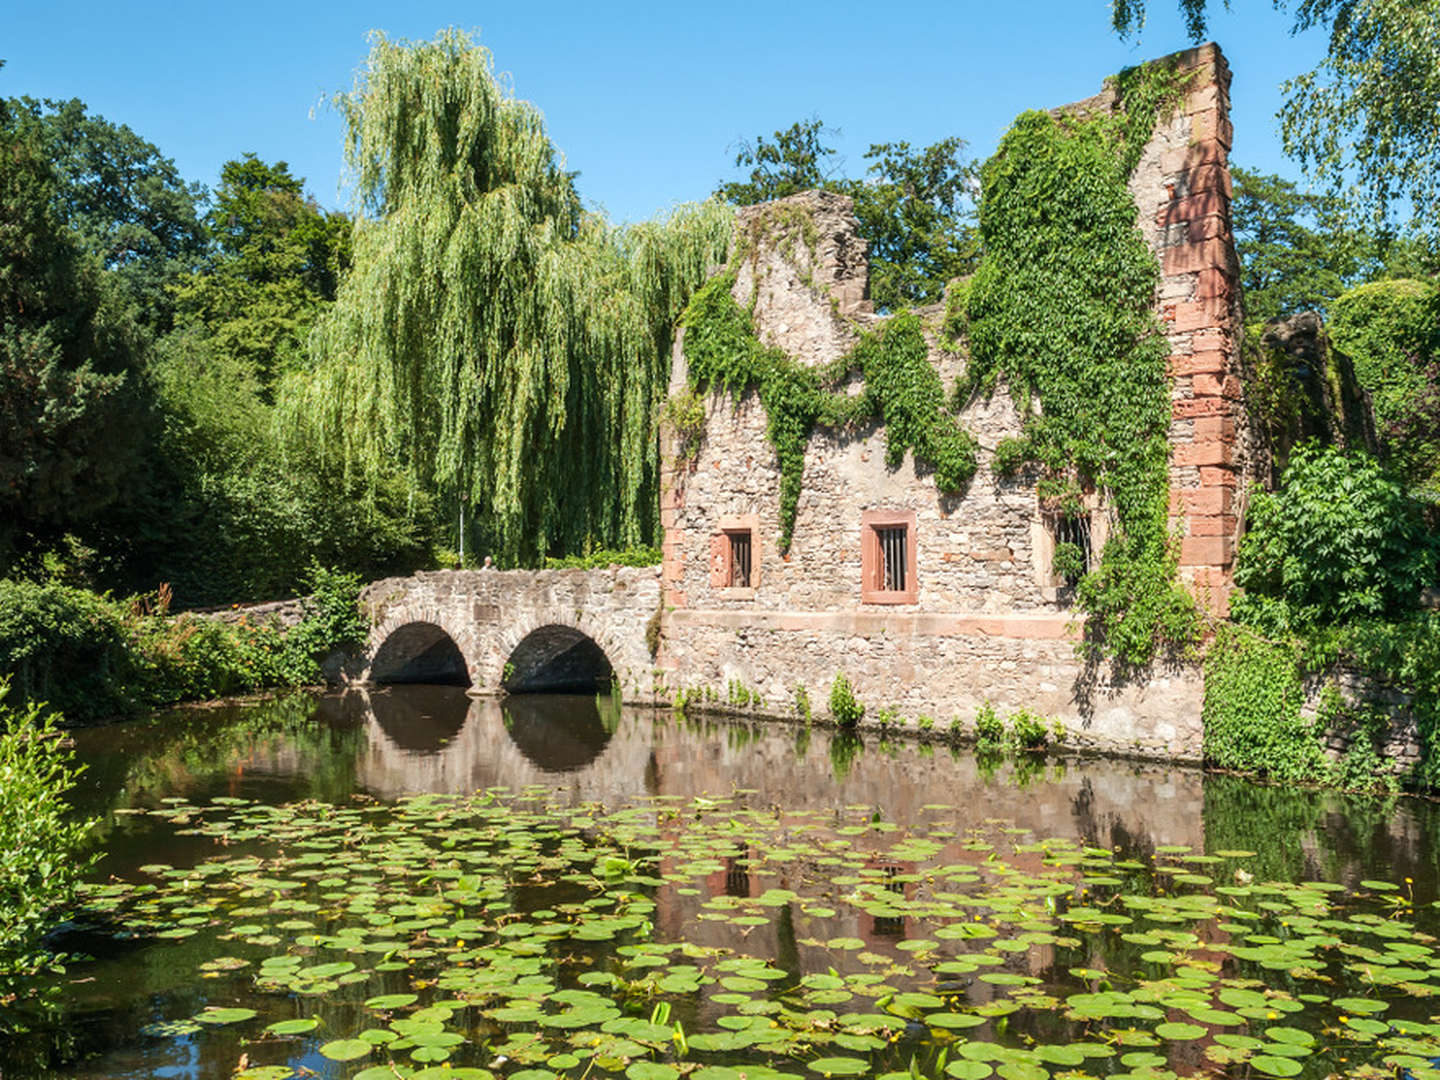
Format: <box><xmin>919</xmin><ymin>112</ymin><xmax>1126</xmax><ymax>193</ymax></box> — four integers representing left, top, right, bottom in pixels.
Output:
<box><xmin>357</xmin><ymin>566</ymin><xmax>662</xmax><ymax>701</ymax></box>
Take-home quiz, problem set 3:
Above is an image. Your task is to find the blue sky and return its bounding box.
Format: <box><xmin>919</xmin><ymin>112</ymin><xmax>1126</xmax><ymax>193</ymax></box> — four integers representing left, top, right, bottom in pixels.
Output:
<box><xmin>2</xmin><ymin>2</ymin><xmax>1328</xmax><ymax>224</ymax></box>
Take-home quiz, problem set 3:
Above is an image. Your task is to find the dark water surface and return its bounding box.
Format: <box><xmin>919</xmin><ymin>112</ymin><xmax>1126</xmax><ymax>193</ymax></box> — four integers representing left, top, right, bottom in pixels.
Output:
<box><xmin>5</xmin><ymin>686</ymin><xmax>1440</xmax><ymax>1079</ymax></box>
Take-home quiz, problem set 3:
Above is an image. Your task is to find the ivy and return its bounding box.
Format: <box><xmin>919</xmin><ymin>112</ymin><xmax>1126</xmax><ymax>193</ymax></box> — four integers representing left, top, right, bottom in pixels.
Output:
<box><xmin>1202</xmin><ymin>623</ymin><xmax>1329</xmax><ymax>783</ymax></box>
<box><xmin>681</xmin><ymin>268</ymin><xmax>976</xmax><ymax>550</ymax></box>
<box><xmin>963</xmin><ymin>60</ymin><xmax>1200</xmax><ymax>666</ymax></box>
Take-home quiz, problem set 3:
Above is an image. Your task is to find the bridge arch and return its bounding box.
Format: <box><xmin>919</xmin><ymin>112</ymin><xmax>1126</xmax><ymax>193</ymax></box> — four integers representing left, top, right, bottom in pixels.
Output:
<box><xmin>367</xmin><ymin>619</ymin><xmax>473</xmax><ymax>687</ymax></box>
<box><xmin>501</xmin><ymin>623</ymin><xmax>615</xmax><ymax>693</ymax></box>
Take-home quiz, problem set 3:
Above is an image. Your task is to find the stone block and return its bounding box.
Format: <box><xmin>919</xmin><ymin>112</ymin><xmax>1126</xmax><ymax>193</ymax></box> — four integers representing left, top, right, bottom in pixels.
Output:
<box><xmin>1194</xmin><ymin>415</ymin><xmax>1237</xmax><ymax>441</ymax></box>
<box><xmin>1168</xmin><ymin>350</ymin><xmax>1228</xmax><ymax>376</ymax></box>
<box><xmin>1186</xmin><ymin>163</ymin><xmax>1233</xmax><ymax>198</ymax></box>
<box><xmin>1179</xmin><ymin>487</ymin><xmax>1236</xmax><ymax>516</ymax></box>
<box><xmin>1173</xmin><ymin>439</ymin><xmax>1234</xmax><ymax>466</ymax></box>
<box><xmin>1186</xmin><ymin>513</ymin><xmax>1238</xmax><ymax>536</ymax></box>
<box><xmin>1179</xmin><ymin>535</ymin><xmax>1234</xmax><ymax>566</ymax></box>
<box><xmin>1158</xmin><ymin>190</ymin><xmax>1230</xmax><ymax>227</ymax></box>
<box><xmin>1195</xmin><ymin>268</ymin><xmax>1234</xmax><ymax>301</ymax></box>
<box><xmin>1163</xmin><ymin>238</ymin><xmax>1230</xmax><ymax>276</ymax></box>
<box><xmin>1191</xmin><ymin>373</ymin><xmax>1242</xmax><ymax>398</ymax></box>
<box><xmin>1170</xmin><ymin>298</ymin><xmax>1230</xmax><ymax>334</ymax></box>
<box><xmin>1172</xmin><ymin>396</ymin><xmax>1232</xmax><ymax>419</ymax></box>
<box><xmin>1198</xmin><ymin>465</ymin><xmax>1239</xmax><ymax>487</ymax></box>
<box><xmin>1189</xmin><ymin>111</ymin><xmax>1233</xmax><ymax>149</ymax></box>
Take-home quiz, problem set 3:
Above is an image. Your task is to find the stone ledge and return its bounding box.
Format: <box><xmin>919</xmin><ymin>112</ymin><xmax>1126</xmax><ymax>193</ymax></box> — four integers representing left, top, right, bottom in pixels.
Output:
<box><xmin>667</xmin><ymin>608</ymin><xmax>1081</xmax><ymax>641</ymax></box>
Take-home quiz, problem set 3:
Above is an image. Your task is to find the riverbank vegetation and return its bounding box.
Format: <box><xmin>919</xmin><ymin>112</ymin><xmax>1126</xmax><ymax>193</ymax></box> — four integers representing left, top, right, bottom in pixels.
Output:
<box><xmin>0</xmin><ymin>566</ymin><xmax>366</xmax><ymax>723</ymax></box>
<box><xmin>0</xmin><ymin>681</ymin><xmax>95</xmax><ymax>982</ymax></box>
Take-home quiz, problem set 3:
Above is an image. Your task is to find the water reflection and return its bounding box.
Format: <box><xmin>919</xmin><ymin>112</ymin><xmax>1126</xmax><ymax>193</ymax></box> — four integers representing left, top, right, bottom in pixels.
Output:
<box><xmin>65</xmin><ymin>686</ymin><xmax>1440</xmax><ymax>894</ymax></box>
<box><xmin>27</xmin><ymin>687</ymin><xmax>1440</xmax><ymax>1080</ymax></box>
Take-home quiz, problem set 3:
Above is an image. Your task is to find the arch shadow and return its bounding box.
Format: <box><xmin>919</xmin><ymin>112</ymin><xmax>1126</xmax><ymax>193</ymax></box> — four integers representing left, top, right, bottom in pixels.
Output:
<box><xmin>370</xmin><ymin>622</ymin><xmax>471</xmax><ymax>687</ymax></box>
<box><xmin>504</xmin><ymin>624</ymin><xmax>614</xmax><ymax>694</ymax></box>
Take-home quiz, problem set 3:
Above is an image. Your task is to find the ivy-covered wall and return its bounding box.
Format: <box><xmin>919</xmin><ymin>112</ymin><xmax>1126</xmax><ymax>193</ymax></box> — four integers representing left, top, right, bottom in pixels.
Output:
<box><xmin>655</xmin><ymin>45</ymin><xmax>1245</xmax><ymax>753</ymax></box>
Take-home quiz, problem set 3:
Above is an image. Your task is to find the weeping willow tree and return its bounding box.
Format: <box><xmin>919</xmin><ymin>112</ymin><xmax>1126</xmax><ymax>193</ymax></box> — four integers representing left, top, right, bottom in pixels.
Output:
<box><xmin>284</xmin><ymin>29</ymin><xmax>732</xmax><ymax>562</ymax></box>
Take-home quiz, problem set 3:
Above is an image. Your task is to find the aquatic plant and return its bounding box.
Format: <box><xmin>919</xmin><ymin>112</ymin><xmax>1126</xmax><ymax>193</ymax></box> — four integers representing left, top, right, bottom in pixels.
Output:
<box><xmin>32</xmin><ymin>786</ymin><xmax>1440</xmax><ymax>1080</ymax></box>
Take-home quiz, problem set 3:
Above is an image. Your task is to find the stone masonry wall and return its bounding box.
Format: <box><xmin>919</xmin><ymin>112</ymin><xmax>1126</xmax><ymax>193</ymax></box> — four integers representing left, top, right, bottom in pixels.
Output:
<box><xmin>659</xmin><ymin>48</ymin><xmax>1246</xmax><ymax>759</ymax></box>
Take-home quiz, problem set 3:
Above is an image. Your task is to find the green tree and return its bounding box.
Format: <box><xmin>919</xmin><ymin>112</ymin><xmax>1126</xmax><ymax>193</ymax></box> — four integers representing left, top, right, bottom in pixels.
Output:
<box><xmin>1232</xmin><ymin>442</ymin><xmax>1437</xmax><ymax>632</ymax></box>
<box><xmin>6</xmin><ymin>96</ymin><xmax>206</xmax><ymax>332</ymax></box>
<box><xmin>1231</xmin><ymin>166</ymin><xmax>1360</xmax><ymax>321</ymax></box>
<box><xmin>0</xmin><ymin>97</ymin><xmax>144</xmax><ymax>567</ymax></box>
<box><xmin>1328</xmin><ymin>278</ymin><xmax>1440</xmax><ymax>490</ymax></box>
<box><xmin>290</xmin><ymin>29</ymin><xmax>731</xmax><ymax>564</ymax></box>
<box><xmin>171</xmin><ymin>154</ymin><xmax>350</xmax><ymax>391</ymax></box>
<box><xmin>716</xmin><ymin>119</ymin><xmax>976</xmax><ymax>310</ymax></box>
<box><xmin>716</xmin><ymin>117</ymin><xmax>839</xmax><ymax>205</ymax></box>
<box><xmin>1112</xmin><ymin>0</ymin><xmax>1440</xmax><ymax>227</ymax></box>
<box><xmin>848</xmin><ymin>138</ymin><xmax>978</xmax><ymax>309</ymax></box>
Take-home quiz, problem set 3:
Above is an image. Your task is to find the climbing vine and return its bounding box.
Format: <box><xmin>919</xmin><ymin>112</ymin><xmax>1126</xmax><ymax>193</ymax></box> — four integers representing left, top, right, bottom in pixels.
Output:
<box><xmin>681</xmin><ymin>268</ymin><xmax>975</xmax><ymax>550</ymax></box>
<box><xmin>964</xmin><ymin>59</ymin><xmax>1200</xmax><ymax>665</ymax></box>
<box><xmin>1202</xmin><ymin>623</ymin><xmax>1328</xmax><ymax>782</ymax></box>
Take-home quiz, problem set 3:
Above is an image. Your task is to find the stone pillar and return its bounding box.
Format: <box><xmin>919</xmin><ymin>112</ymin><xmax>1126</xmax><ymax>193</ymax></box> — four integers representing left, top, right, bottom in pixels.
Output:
<box><xmin>1130</xmin><ymin>43</ymin><xmax>1247</xmax><ymax>616</ymax></box>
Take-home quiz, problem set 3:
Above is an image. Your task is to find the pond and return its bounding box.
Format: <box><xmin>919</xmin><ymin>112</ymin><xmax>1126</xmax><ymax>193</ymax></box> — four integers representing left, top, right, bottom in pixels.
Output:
<box><xmin>5</xmin><ymin>686</ymin><xmax>1440</xmax><ymax>1080</ymax></box>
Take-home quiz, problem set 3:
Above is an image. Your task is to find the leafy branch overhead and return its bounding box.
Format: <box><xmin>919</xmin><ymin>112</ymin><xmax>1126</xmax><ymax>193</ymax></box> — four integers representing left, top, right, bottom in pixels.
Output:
<box><xmin>1112</xmin><ymin>0</ymin><xmax>1440</xmax><ymax>229</ymax></box>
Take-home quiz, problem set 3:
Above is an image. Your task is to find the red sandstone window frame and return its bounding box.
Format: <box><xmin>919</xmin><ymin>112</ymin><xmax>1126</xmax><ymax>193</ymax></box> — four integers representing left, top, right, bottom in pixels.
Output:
<box><xmin>709</xmin><ymin>514</ymin><xmax>760</xmax><ymax>595</ymax></box>
<box><xmin>861</xmin><ymin>509</ymin><xmax>918</xmax><ymax>605</ymax></box>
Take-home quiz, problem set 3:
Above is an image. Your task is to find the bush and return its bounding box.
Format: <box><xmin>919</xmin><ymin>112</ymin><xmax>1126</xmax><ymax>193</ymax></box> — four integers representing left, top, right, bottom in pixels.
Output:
<box><xmin>0</xmin><ymin>565</ymin><xmax>368</xmax><ymax>722</ymax></box>
<box><xmin>974</xmin><ymin>701</ymin><xmax>1004</xmax><ymax>745</ymax></box>
<box><xmin>1202</xmin><ymin>623</ymin><xmax>1328</xmax><ymax>782</ymax></box>
<box><xmin>1232</xmin><ymin>443</ymin><xmax>1437</xmax><ymax>632</ymax></box>
<box><xmin>0</xmin><ymin>580</ymin><xmax>132</xmax><ymax>719</ymax></box>
<box><xmin>1329</xmin><ymin>279</ymin><xmax>1440</xmax><ymax>440</ymax></box>
<box><xmin>1008</xmin><ymin>708</ymin><xmax>1050</xmax><ymax>750</ymax></box>
<box><xmin>828</xmin><ymin>673</ymin><xmax>864</xmax><ymax>727</ymax></box>
<box><xmin>543</xmin><ymin>547</ymin><xmax>663</xmax><ymax>570</ymax></box>
<box><xmin>0</xmin><ymin>681</ymin><xmax>97</xmax><ymax>980</ymax></box>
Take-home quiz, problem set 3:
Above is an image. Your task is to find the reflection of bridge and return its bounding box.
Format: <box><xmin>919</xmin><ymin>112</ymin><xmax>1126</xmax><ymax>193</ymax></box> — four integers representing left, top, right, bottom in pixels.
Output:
<box><xmin>355</xmin><ymin>567</ymin><xmax>660</xmax><ymax>700</ymax></box>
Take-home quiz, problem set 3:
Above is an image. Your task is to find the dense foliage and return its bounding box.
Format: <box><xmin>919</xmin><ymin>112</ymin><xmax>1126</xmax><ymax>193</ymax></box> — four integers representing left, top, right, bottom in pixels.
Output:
<box><xmin>716</xmin><ymin>121</ymin><xmax>978</xmax><ymax>310</ymax></box>
<box><xmin>965</xmin><ymin>64</ymin><xmax>1200</xmax><ymax>665</ymax></box>
<box><xmin>0</xmin><ymin>565</ymin><xmax>367</xmax><ymax>722</ymax></box>
<box><xmin>1202</xmin><ymin>623</ymin><xmax>1327</xmax><ymax>782</ymax></box>
<box><xmin>0</xmin><ymin>681</ymin><xmax>96</xmax><ymax>982</ymax></box>
<box><xmin>1328</xmin><ymin>279</ymin><xmax>1440</xmax><ymax>491</ymax></box>
<box><xmin>290</xmin><ymin>30</ymin><xmax>732</xmax><ymax>567</ymax></box>
<box><xmin>0</xmin><ymin>96</ymin><xmax>146</xmax><ymax>567</ymax></box>
<box><xmin>1217</xmin><ymin>443</ymin><xmax>1440</xmax><ymax>790</ymax></box>
<box><xmin>1232</xmin><ymin>444</ymin><xmax>1437</xmax><ymax>634</ymax></box>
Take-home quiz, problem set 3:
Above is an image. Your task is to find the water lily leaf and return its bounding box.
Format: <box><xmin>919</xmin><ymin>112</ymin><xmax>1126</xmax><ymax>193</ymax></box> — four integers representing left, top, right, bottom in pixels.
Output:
<box><xmin>1251</xmin><ymin>1056</ymin><xmax>1303</xmax><ymax>1077</ymax></box>
<box><xmin>320</xmin><ymin>1039</ymin><xmax>374</xmax><ymax>1061</ymax></box>
<box><xmin>265</xmin><ymin>1018</ymin><xmax>320</xmax><ymax>1035</ymax></box>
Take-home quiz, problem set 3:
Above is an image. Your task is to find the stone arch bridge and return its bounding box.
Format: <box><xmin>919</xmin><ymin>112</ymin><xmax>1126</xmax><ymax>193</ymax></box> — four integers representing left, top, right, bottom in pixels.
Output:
<box><xmin>353</xmin><ymin>566</ymin><xmax>661</xmax><ymax>699</ymax></box>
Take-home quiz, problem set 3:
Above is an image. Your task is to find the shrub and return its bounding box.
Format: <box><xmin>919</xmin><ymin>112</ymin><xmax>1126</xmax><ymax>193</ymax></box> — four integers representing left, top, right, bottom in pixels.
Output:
<box><xmin>1202</xmin><ymin>623</ymin><xmax>1328</xmax><ymax>782</ymax></box>
<box><xmin>0</xmin><ymin>580</ymin><xmax>132</xmax><ymax>720</ymax></box>
<box><xmin>1008</xmin><ymin>708</ymin><xmax>1050</xmax><ymax>750</ymax></box>
<box><xmin>1232</xmin><ymin>443</ymin><xmax>1437</xmax><ymax>633</ymax></box>
<box><xmin>0</xmin><ymin>565</ymin><xmax>368</xmax><ymax>721</ymax></box>
<box><xmin>793</xmin><ymin>684</ymin><xmax>812</xmax><ymax>722</ymax></box>
<box><xmin>0</xmin><ymin>681</ymin><xmax>97</xmax><ymax>980</ymax></box>
<box><xmin>974</xmin><ymin>701</ymin><xmax>1004</xmax><ymax>746</ymax></box>
<box><xmin>543</xmin><ymin>547</ymin><xmax>663</xmax><ymax>570</ymax></box>
<box><xmin>828</xmin><ymin>673</ymin><xmax>864</xmax><ymax>727</ymax></box>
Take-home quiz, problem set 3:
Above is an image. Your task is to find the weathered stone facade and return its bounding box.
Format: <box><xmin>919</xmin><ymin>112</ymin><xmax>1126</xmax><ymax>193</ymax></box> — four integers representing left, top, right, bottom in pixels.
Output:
<box><xmin>657</xmin><ymin>45</ymin><xmax>1247</xmax><ymax>758</ymax></box>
